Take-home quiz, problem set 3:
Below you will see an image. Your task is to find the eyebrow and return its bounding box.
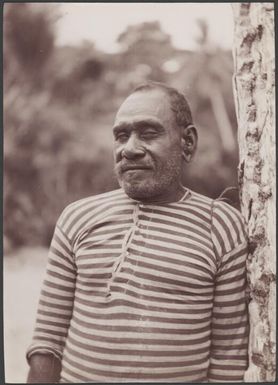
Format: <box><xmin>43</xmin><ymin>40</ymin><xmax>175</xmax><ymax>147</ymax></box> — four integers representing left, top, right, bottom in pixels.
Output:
<box><xmin>113</xmin><ymin>119</ymin><xmax>164</xmax><ymax>135</ymax></box>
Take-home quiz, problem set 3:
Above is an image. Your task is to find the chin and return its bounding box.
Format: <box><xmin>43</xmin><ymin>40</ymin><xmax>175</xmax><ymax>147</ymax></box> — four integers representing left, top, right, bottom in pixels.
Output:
<box><xmin>121</xmin><ymin>181</ymin><xmax>156</xmax><ymax>201</ymax></box>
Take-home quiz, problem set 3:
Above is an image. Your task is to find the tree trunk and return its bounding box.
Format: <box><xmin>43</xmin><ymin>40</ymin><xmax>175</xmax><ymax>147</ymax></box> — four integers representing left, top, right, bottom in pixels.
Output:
<box><xmin>232</xmin><ymin>3</ymin><xmax>275</xmax><ymax>382</ymax></box>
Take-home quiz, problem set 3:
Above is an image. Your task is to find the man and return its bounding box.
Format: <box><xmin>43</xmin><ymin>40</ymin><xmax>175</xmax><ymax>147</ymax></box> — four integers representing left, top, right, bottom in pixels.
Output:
<box><xmin>27</xmin><ymin>81</ymin><xmax>249</xmax><ymax>383</ymax></box>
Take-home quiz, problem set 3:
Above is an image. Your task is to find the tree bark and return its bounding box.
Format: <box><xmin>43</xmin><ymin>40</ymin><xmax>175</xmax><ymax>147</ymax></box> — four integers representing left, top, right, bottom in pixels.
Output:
<box><xmin>232</xmin><ymin>3</ymin><xmax>275</xmax><ymax>382</ymax></box>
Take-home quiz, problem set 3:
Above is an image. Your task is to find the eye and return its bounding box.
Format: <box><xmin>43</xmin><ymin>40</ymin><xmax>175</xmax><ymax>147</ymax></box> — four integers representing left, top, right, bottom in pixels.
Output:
<box><xmin>140</xmin><ymin>129</ymin><xmax>158</xmax><ymax>139</ymax></box>
<box><xmin>115</xmin><ymin>132</ymin><xmax>129</xmax><ymax>142</ymax></box>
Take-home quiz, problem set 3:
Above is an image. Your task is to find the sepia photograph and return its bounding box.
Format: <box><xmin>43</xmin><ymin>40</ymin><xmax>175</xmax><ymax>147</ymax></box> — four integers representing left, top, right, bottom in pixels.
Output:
<box><xmin>3</xmin><ymin>2</ymin><xmax>275</xmax><ymax>383</ymax></box>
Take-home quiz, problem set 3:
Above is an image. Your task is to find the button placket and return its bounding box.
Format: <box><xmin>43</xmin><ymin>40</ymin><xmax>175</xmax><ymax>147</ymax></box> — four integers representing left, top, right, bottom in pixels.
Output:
<box><xmin>107</xmin><ymin>204</ymin><xmax>139</xmax><ymax>293</ymax></box>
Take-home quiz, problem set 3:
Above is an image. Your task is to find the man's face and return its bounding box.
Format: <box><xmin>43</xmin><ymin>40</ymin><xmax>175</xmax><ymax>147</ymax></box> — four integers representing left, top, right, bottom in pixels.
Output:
<box><xmin>113</xmin><ymin>89</ymin><xmax>184</xmax><ymax>203</ymax></box>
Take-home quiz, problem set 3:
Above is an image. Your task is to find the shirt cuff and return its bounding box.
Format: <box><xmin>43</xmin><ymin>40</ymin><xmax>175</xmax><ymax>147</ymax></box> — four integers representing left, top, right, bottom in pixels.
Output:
<box><xmin>26</xmin><ymin>346</ymin><xmax>62</xmax><ymax>365</ymax></box>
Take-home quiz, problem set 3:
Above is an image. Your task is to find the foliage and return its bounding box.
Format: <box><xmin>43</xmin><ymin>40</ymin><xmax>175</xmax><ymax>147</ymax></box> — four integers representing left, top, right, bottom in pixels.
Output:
<box><xmin>4</xmin><ymin>4</ymin><xmax>239</xmax><ymax>251</ymax></box>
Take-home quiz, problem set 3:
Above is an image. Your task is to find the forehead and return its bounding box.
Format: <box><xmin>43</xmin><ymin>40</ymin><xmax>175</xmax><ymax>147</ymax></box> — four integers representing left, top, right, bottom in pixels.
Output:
<box><xmin>114</xmin><ymin>89</ymin><xmax>174</xmax><ymax>126</ymax></box>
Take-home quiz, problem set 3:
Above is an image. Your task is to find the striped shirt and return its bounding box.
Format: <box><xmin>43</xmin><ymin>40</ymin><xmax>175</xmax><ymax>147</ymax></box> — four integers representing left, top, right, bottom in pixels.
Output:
<box><xmin>27</xmin><ymin>188</ymin><xmax>249</xmax><ymax>383</ymax></box>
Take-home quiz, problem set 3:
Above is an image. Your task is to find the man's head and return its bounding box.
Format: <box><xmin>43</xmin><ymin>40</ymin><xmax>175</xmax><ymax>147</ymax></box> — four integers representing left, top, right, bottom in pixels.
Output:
<box><xmin>113</xmin><ymin>81</ymin><xmax>197</xmax><ymax>203</ymax></box>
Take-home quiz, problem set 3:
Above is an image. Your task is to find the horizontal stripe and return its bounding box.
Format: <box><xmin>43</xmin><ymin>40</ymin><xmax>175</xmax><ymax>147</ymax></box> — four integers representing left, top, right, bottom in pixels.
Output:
<box><xmin>62</xmin><ymin>354</ymin><xmax>207</xmax><ymax>379</ymax></box>
<box><xmin>27</xmin><ymin>188</ymin><xmax>248</xmax><ymax>382</ymax></box>
<box><xmin>67</xmin><ymin>334</ymin><xmax>211</xmax><ymax>357</ymax></box>
<box><xmin>73</xmin><ymin>296</ymin><xmax>213</xmax><ymax>314</ymax></box>
<box><xmin>71</xmin><ymin>314</ymin><xmax>211</xmax><ymax>334</ymax></box>
<box><xmin>65</xmin><ymin>345</ymin><xmax>210</xmax><ymax>368</ymax></box>
<box><xmin>73</xmin><ymin>304</ymin><xmax>212</xmax><ymax>323</ymax></box>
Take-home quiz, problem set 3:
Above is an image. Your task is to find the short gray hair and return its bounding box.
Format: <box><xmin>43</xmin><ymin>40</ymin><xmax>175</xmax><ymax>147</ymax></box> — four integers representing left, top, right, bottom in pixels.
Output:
<box><xmin>132</xmin><ymin>81</ymin><xmax>193</xmax><ymax>129</ymax></box>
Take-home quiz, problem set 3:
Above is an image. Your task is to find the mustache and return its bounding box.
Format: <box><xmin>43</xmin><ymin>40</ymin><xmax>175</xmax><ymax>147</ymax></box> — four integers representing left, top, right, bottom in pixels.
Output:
<box><xmin>115</xmin><ymin>161</ymin><xmax>153</xmax><ymax>173</ymax></box>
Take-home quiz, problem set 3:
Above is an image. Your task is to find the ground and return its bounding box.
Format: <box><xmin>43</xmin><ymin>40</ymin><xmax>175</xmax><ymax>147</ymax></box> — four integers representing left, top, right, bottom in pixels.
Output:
<box><xmin>4</xmin><ymin>247</ymin><xmax>48</xmax><ymax>383</ymax></box>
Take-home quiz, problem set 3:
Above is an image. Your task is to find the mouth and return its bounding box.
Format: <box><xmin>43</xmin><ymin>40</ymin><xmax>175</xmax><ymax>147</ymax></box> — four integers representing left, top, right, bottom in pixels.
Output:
<box><xmin>120</xmin><ymin>164</ymin><xmax>152</xmax><ymax>173</ymax></box>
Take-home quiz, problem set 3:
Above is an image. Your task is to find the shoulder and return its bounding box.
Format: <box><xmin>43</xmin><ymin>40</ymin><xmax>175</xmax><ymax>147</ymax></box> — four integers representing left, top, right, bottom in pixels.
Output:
<box><xmin>57</xmin><ymin>188</ymin><xmax>127</xmax><ymax>230</ymax></box>
<box><xmin>187</xmin><ymin>189</ymin><xmax>246</xmax><ymax>227</ymax></box>
<box><xmin>186</xmin><ymin>190</ymin><xmax>213</xmax><ymax>215</ymax></box>
<box><xmin>211</xmin><ymin>198</ymin><xmax>248</xmax><ymax>256</ymax></box>
<box><xmin>188</xmin><ymin>190</ymin><xmax>247</xmax><ymax>256</ymax></box>
<box><xmin>189</xmin><ymin>190</ymin><xmax>214</xmax><ymax>206</ymax></box>
<box><xmin>212</xmin><ymin>198</ymin><xmax>246</xmax><ymax>233</ymax></box>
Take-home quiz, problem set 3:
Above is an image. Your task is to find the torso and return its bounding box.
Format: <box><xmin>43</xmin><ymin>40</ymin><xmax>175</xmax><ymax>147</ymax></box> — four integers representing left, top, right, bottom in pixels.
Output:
<box><xmin>59</xmin><ymin>188</ymin><xmax>216</xmax><ymax>382</ymax></box>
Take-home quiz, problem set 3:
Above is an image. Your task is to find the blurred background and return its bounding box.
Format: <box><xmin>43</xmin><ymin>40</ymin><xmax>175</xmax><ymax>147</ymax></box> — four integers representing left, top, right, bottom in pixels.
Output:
<box><xmin>3</xmin><ymin>3</ymin><xmax>239</xmax><ymax>382</ymax></box>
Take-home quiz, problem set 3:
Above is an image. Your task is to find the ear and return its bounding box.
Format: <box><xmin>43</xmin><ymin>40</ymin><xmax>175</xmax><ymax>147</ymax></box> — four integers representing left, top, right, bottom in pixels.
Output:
<box><xmin>181</xmin><ymin>124</ymin><xmax>198</xmax><ymax>163</ymax></box>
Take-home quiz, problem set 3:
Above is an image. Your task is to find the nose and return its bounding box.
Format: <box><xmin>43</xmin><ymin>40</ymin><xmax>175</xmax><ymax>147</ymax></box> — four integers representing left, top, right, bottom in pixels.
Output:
<box><xmin>121</xmin><ymin>134</ymin><xmax>145</xmax><ymax>159</ymax></box>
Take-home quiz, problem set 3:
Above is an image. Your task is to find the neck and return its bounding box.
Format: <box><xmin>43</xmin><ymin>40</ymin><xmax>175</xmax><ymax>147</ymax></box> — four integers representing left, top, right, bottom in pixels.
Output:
<box><xmin>129</xmin><ymin>184</ymin><xmax>187</xmax><ymax>204</ymax></box>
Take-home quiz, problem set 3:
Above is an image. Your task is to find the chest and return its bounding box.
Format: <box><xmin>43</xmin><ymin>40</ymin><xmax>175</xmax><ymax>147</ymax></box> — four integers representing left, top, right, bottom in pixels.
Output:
<box><xmin>72</xmin><ymin>205</ymin><xmax>216</xmax><ymax>303</ymax></box>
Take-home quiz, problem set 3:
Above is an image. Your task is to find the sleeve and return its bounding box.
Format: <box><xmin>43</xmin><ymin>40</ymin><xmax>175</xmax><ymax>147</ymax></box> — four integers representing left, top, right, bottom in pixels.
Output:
<box><xmin>208</xmin><ymin>200</ymin><xmax>249</xmax><ymax>382</ymax></box>
<box><xmin>26</xmin><ymin>209</ymin><xmax>77</xmax><ymax>362</ymax></box>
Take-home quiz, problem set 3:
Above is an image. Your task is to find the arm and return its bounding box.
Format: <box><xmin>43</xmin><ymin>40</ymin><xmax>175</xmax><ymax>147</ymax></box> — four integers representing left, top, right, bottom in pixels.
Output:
<box><xmin>208</xmin><ymin>201</ymin><xmax>249</xmax><ymax>382</ymax></box>
<box><xmin>26</xmin><ymin>214</ymin><xmax>76</xmax><ymax>382</ymax></box>
<box><xmin>27</xmin><ymin>354</ymin><xmax>61</xmax><ymax>383</ymax></box>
